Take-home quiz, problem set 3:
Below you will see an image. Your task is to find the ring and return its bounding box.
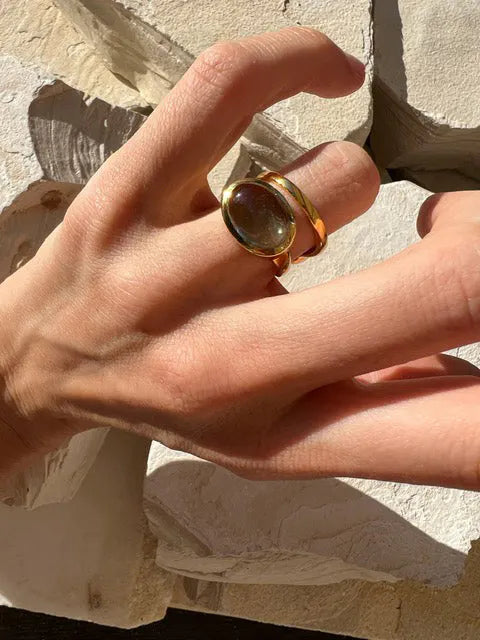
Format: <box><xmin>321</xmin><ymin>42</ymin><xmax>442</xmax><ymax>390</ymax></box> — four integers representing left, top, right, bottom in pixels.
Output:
<box><xmin>221</xmin><ymin>170</ymin><xmax>327</xmax><ymax>276</ymax></box>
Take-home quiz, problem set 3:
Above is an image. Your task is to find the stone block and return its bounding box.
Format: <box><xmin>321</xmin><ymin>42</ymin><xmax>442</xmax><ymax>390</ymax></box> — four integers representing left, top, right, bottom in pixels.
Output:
<box><xmin>0</xmin><ymin>0</ymin><xmax>145</xmax><ymax>110</ymax></box>
<box><xmin>371</xmin><ymin>0</ymin><xmax>480</xmax><ymax>181</ymax></box>
<box><xmin>1</xmin><ymin>2</ymin><xmax>480</xmax><ymax>636</ymax></box>
<box><xmin>0</xmin><ymin>429</ymin><xmax>173</xmax><ymax>627</ymax></box>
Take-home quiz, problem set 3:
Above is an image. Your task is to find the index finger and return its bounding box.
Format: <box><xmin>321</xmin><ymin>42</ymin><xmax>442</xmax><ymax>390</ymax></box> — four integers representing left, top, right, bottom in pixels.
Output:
<box><xmin>94</xmin><ymin>27</ymin><xmax>365</xmax><ymax>214</ymax></box>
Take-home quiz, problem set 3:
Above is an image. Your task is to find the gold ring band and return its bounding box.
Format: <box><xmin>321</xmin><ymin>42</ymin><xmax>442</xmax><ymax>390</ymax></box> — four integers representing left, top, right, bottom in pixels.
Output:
<box><xmin>257</xmin><ymin>171</ymin><xmax>327</xmax><ymax>263</ymax></box>
<box><xmin>221</xmin><ymin>171</ymin><xmax>327</xmax><ymax>277</ymax></box>
<box><xmin>272</xmin><ymin>251</ymin><xmax>291</xmax><ymax>277</ymax></box>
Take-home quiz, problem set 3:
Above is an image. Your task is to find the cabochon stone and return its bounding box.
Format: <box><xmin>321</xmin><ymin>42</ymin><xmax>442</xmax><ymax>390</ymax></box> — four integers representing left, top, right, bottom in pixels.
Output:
<box><xmin>225</xmin><ymin>182</ymin><xmax>294</xmax><ymax>255</ymax></box>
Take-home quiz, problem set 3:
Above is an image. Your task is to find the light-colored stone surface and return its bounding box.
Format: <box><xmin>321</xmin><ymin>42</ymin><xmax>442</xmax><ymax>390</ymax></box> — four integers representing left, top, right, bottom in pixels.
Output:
<box><xmin>145</xmin><ymin>448</ymin><xmax>474</xmax><ymax>587</ymax></box>
<box><xmin>2</xmin><ymin>0</ymin><xmax>260</xmax><ymax>197</ymax></box>
<box><xmin>169</xmin><ymin>543</ymin><xmax>480</xmax><ymax>639</ymax></box>
<box><xmin>0</xmin><ymin>55</ymin><xmax>146</xmax><ymax>208</ymax></box>
<box><xmin>0</xmin><ymin>55</ymin><xmax>146</xmax><ymax>507</ymax></box>
<box><xmin>144</xmin><ymin>182</ymin><xmax>480</xmax><ymax>592</ymax></box>
<box><xmin>371</xmin><ymin>0</ymin><xmax>480</xmax><ymax>182</ymax></box>
<box><xmin>54</xmin><ymin>0</ymin><xmax>374</xmax><ymax>167</ymax></box>
<box><xmin>0</xmin><ymin>429</ymin><xmax>174</xmax><ymax>627</ymax></box>
<box><xmin>0</xmin><ymin>427</ymin><xmax>108</xmax><ymax>510</ymax></box>
<box><xmin>3</xmin><ymin>430</ymin><xmax>480</xmax><ymax>637</ymax></box>
<box><xmin>0</xmin><ymin>0</ymin><xmax>145</xmax><ymax>110</ymax></box>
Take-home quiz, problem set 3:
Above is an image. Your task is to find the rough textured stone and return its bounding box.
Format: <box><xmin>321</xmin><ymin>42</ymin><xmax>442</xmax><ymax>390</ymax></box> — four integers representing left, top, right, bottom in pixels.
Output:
<box><xmin>54</xmin><ymin>0</ymin><xmax>374</xmax><ymax>167</ymax></box>
<box><xmin>0</xmin><ymin>0</ymin><xmax>145</xmax><ymax>110</ymax></box>
<box><xmin>0</xmin><ymin>55</ymin><xmax>146</xmax><ymax>207</ymax></box>
<box><xmin>170</xmin><ymin>543</ymin><xmax>480</xmax><ymax>639</ymax></box>
<box><xmin>0</xmin><ymin>430</ymin><xmax>173</xmax><ymax>627</ymax></box>
<box><xmin>371</xmin><ymin>0</ymin><xmax>480</xmax><ymax>184</ymax></box>
<box><xmin>0</xmin><ymin>54</ymin><xmax>146</xmax><ymax>508</ymax></box>
<box><xmin>1</xmin><ymin>1</ymin><xmax>480</xmax><ymax>636</ymax></box>
<box><xmin>1</xmin><ymin>0</ymin><xmax>248</xmax><ymax>192</ymax></box>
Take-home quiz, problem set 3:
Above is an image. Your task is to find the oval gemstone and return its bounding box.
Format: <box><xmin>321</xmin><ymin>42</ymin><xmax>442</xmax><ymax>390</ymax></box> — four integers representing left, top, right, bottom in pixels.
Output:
<box><xmin>224</xmin><ymin>181</ymin><xmax>295</xmax><ymax>256</ymax></box>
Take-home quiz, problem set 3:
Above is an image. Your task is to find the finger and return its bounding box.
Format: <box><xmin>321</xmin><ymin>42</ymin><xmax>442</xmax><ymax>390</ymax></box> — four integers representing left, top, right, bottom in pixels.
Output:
<box><xmin>84</xmin><ymin>27</ymin><xmax>365</xmax><ymax>225</ymax></box>
<box><xmin>99</xmin><ymin>140</ymin><xmax>379</xmax><ymax>315</ymax></box>
<box><xmin>359</xmin><ymin>353</ymin><xmax>480</xmax><ymax>383</ymax></box>
<box><xmin>239</xmin><ymin>375</ymin><xmax>480</xmax><ymax>489</ymax></box>
<box><xmin>417</xmin><ymin>191</ymin><xmax>480</xmax><ymax>238</ymax></box>
<box><xmin>226</xmin><ymin>189</ymin><xmax>480</xmax><ymax>391</ymax></box>
<box><xmin>178</xmin><ymin>140</ymin><xmax>379</xmax><ymax>298</ymax></box>
<box><xmin>282</xmin><ymin>141</ymin><xmax>380</xmax><ymax>236</ymax></box>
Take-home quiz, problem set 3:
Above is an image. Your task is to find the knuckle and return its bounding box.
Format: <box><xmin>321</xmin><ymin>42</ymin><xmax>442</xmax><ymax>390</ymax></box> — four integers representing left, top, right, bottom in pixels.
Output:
<box><xmin>159</xmin><ymin>344</ymin><xmax>216</xmax><ymax>418</ymax></box>
<box><xmin>193</xmin><ymin>41</ymin><xmax>251</xmax><ymax>91</ymax></box>
<box><xmin>417</xmin><ymin>193</ymin><xmax>454</xmax><ymax>237</ymax></box>
<box><xmin>99</xmin><ymin>261</ymin><xmax>147</xmax><ymax>311</ymax></box>
<box><xmin>160</xmin><ymin>361</ymin><xmax>200</xmax><ymax>418</ymax></box>
<box><xmin>417</xmin><ymin>191</ymin><xmax>480</xmax><ymax>238</ymax></box>
<box><xmin>224</xmin><ymin>460</ymin><xmax>265</xmax><ymax>480</ymax></box>
<box><xmin>289</xmin><ymin>26</ymin><xmax>331</xmax><ymax>48</ymax></box>
<box><xmin>345</xmin><ymin>142</ymin><xmax>380</xmax><ymax>188</ymax></box>
<box><xmin>104</xmin><ymin>265</ymin><xmax>136</xmax><ymax>298</ymax></box>
<box><xmin>321</xmin><ymin>141</ymin><xmax>376</xmax><ymax>181</ymax></box>
<box><xmin>310</xmin><ymin>141</ymin><xmax>379</xmax><ymax>211</ymax></box>
<box><xmin>336</xmin><ymin>141</ymin><xmax>380</xmax><ymax>194</ymax></box>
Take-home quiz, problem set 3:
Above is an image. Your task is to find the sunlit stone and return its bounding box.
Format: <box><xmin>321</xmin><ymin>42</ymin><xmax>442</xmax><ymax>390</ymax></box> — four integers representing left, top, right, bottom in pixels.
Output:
<box><xmin>224</xmin><ymin>181</ymin><xmax>295</xmax><ymax>256</ymax></box>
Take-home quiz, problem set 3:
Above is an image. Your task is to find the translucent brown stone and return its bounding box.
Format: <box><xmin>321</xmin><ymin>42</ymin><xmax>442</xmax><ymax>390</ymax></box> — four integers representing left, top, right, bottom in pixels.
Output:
<box><xmin>224</xmin><ymin>181</ymin><xmax>295</xmax><ymax>256</ymax></box>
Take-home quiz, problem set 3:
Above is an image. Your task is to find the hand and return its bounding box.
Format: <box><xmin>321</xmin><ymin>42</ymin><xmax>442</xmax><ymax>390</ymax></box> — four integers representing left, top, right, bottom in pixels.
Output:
<box><xmin>1</xmin><ymin>27</ymin><xmax>479</xmax><ymax>489</ymax></box>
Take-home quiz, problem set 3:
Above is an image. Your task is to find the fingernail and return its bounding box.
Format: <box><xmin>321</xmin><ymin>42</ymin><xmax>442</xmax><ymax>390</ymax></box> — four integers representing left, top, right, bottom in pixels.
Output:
<box><xmin>346</xmin><ymin>53</ymin><xmax>365</xmax><ymax>82</ymax></box>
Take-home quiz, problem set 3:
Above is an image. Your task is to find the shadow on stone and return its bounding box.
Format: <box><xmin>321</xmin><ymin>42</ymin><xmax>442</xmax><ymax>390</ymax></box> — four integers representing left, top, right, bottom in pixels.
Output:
<box><xmin>144</xmin><ymin>456</ymin><xmax>467</xmax><ymax>588</ymax></box>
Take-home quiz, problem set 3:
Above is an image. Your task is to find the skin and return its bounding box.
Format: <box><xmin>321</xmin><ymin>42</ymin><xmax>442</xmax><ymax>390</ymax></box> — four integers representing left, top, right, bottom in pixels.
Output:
<box><xmin>0</xmin><ymin>27</ymin><xmax>479</xmax><ymax>489</ymax></box>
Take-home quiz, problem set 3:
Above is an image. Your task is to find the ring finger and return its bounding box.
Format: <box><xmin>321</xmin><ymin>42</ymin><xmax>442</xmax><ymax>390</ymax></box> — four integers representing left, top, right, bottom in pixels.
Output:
<box><xmin>180</xmin><ymin>140</ymin><xmax>380</xmax><ymax>300</ymax></box>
